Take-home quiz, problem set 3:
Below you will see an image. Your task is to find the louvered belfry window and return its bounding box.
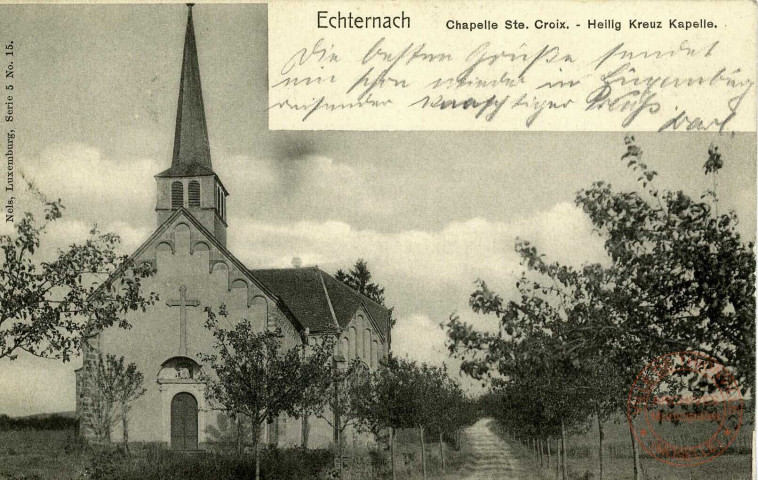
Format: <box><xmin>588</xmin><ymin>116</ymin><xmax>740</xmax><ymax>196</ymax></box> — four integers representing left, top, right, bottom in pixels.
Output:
<box><xmin>216</xmin><ymin>185</ymin><xmax>226</xmax><ymax>221</ymax></box>
<box><xmin>171</xmin><ymin>181</ymin><xmax>184</xmax><ymax>209</ymax></box>
<box><xmin>188</xmin><ymin>181</ymin><xmax>200</xmax><ymax>207</ymax></box>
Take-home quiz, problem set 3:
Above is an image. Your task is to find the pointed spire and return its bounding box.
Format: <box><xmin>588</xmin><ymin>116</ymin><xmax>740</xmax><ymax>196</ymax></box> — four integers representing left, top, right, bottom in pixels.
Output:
<box><xmin>162</xmin><ymin>4</ymin><xmax>213</xmax><ymax>177</ymax></box>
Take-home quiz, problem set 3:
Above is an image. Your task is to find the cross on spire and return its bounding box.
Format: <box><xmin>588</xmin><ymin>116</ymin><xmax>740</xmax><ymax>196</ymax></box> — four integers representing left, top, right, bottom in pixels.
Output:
<box><xmin>167</xmin><ymin>285</ymin><xmax>200</xmax><ymax>356</ymax></box>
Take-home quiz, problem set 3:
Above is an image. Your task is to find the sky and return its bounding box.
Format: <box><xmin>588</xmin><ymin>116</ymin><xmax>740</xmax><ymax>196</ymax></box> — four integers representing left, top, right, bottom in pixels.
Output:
<box><xmin>0</xmin><ymin>4</ymin><xmax>755</xmax><ymax>416</ymax></box>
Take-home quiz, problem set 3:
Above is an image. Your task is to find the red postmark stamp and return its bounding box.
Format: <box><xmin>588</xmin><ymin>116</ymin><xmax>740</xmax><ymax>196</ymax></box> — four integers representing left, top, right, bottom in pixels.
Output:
<box><xmin>627</xmin><ymin>351</ymin><xmax>743</xmax><ymax>467</ymax></box>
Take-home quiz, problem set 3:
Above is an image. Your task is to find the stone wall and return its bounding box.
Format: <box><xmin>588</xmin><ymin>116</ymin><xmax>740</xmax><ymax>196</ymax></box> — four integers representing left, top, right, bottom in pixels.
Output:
<box><xmin>75</xmin><ymin>335</ymin><xmax>101</xmax><ymax>440</ymax></box>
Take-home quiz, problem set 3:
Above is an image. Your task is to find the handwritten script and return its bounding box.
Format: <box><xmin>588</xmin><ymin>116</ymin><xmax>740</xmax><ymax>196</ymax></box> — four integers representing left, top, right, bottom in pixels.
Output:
<box><xmin>269</xmin><ymin>2</ymin><xmax>756</xmax><ymax>132</ymax></box>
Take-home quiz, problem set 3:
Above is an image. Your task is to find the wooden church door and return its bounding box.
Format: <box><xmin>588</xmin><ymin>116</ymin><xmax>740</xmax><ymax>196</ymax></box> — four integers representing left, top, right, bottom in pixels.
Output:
<box><xmin>171</xmin><ymin>392</ymin><xmax>198</xmax><ymax>450</ymax></box>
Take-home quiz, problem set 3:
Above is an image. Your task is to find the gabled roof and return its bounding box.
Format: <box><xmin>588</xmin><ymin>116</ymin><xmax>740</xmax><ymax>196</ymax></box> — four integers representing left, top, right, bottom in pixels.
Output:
<box><xmin>249</xmin><ymin>267</ymin><xmax>391</xmax><ymax>340</ymax></box>
<box><xmin>89</xmin><ymin>208</ymin><xmax>305</xmax><ymax>335</ymax></box>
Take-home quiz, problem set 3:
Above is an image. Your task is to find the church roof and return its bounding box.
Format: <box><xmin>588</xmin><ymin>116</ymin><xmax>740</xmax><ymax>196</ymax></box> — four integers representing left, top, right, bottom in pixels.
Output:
<box><xmin>156</xmin><ymin>5</ymin><xmax>214</xmax><ymax>179</ymax></box>
<box><xmin>89</xmin><ymin>208</ymin><xmax>302</xmax><ymax>332</ymax></box>
<box><xmin>250</xmin><ymin>267</ymin><xmax>391</xmax><ymax>340</ymax></box>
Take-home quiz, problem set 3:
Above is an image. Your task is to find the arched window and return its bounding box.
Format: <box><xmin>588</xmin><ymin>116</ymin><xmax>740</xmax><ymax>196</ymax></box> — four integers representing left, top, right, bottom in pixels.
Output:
<box><xmin>356</xmin><ymin>315</ymin><xmax>365</xmax><ymax>358</ymax></box>
<box><xmin>268</xmin><ymin>417</ymin><xmax>279</xmax><ymax>446</ymax></box>
<box><xmin>220</xmin><ymin>187</ymin><xmax>226</xmax><ymax>220</ymax></box>
<box><xmin>341</xmin><ymin>337</ymin><xmax>349</xmax><ymax>360</ymax></box>
<box><xmin>363</xmin><ymin>329</ymin><xmax>371</xmax><ymax>361</ymax></box>
<box><xmin>215</xmin><ymin>185</ymin><xmax>226</xmax><ymax>221</ymax></box>
<box><xmin>348</xmin><ymin>327</ymin><xmax>356</xmax><ymax>360</ymax></box>
<box><xmin>171</xmin><ymin>181</ymin><xmax>184</xmax><ymax>209</ymax></box>
<box><xmin>371</xmin><ymin>340</ymin><xmax>378</xmax><ymax>369</ymax></box>
<box><xmin>188</xmin><ymin>181</ymin><xmax>200</xmax><ymax>207</ymax></box>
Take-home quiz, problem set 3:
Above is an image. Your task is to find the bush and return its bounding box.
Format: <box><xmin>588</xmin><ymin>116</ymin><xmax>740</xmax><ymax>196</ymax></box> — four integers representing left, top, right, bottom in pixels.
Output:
<box><xmin>334</xmin><ymin>446</ymin><xmax>393</xmax><ymax>480</ymax></box>
<box><xmin>0</xmin><ymin>414</ymin><xmax>78</xmax><ymax>431</ymax></box>
<box><xmin>84</xmin><ymin>448</ymin><xmax>127</xmax><ymax>480</ymax></box>
<box><xmin>82</xmin><ymin>446</ymin><xmax>334</xmax><ymax>480</ymax></box>
<box><xmin>63</xmin><ymin>430</ymin><xmax>87</xmax><ymax>455</ymax></box>
<box><xmin>261</xmin><ymin>446</ymin><xmax>333</xmax><ymax>479</ymax></box>
<box><xmin>2</xmin><ymin>474</ymin><xmax>43</xmax><ymax>480</ymax></box>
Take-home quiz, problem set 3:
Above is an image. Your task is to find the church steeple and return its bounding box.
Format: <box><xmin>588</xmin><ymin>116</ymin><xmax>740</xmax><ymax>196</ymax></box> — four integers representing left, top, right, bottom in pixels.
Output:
<box><xmin>170</xmin><ymin>4</ymin><xmax>212</xmax><ymax>175</ymax></box>
<box><xmin>155</xmin><ymin>4</ymin><xmax>229</xmax><ymax>247</ymax></box>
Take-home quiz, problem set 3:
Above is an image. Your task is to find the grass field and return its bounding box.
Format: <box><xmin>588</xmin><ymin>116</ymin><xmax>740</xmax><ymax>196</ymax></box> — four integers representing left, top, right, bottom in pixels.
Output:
<box><xmin>513</xmin><ymin>448</ymin><xmax>754</xmax><ymax>480</ymax></box>
<box><xmin>565</xmin><ymin>409</ymin><xmax>753</xmax><ymax>457</ymax></box>
<box><xmin>492</xmin><ymin>417</ymin><xmax>754</xmax><ymax>480</ymax></box>
<box><xmin>0</xmin><ymin>428</ymin><xmax>468</xmax><ymax>480</ymax></box>
<box><xmin>0</xmin><ymin>422</ymin><xmax>751</xmax><ymax>480</ymax></box>
<box><xmin>0</xmin><ymin>429</ymin><xmax>86</xmax><ymax>480</ymax></box>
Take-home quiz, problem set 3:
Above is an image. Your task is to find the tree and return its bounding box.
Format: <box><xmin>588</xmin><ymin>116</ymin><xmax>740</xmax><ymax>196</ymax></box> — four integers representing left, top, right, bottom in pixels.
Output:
<box><xmin>112</xmin><ymin>357</ymin><xmax>146</xmax><ymax>453</ymax></box>
<box><xmin>305</xmin><ymin>357</ymin><xmax>370</xmax><ymax>479</ymax></box>
<box><xmin>0</xmin><ymin>194</ymin><xmax>157</xmax><ymax>363</ymax></box>
<box><xmin>577</xmin><ymin>141</ymin><xmax>754</xmax><ymax>478</ymax></box>
<box><xmin>423</xmin><ymin>365</ymin><xmax>474</xmax><ymax>474</ymax></box>
<box><xmin>82</xmin><ymin>352</ymin><xmax>146</xmax><ymax>452</ymax></box>
<box><xmin>353</xmin><ymin>356</ymin><xmax>470</xmax><ymax>480</ymax></box>
<box><xmin>576</xmin><ymin>141</ymin><xmax>755</xmax><ymax>393</ymax></box>
<box><xmin>199</xmin><ymin>306</ymin><xmax>333</xmax><ymax>480</ymax></box>
<box><xmin>336</xmin><ymin>259</ymin><xmax>395</xmax><ymax>326</ymax></box>
<box><xmin>354</xmin><ymin>355</ymin><xmax>420</xmax><ymax>480</ymax></box>
<box><xmin>427</xmin><ymin>374</ymin><xmax>477</xmax><ymax>472</ymax></box>
<box><xmin>444</xmin><ymin>387</ymin><xmax>478</xmax><ymax>452</ymax></box>
<box><xmin>336</xmin><ymin>259</ymin><xmax>386</xmax><ymax>305</ymax></box>
<box><xmin>414</xmin><ymin>363</ymin><xmax>454</xmax><ymax>479</ymax></box>
<box><xmin>447</xmin><ymin>139</ymin><xmax>756</xmax><ymax>480</ymax></box>
<box><xmin>448</xmin><ymin>274</ymin><xmax>599</xmax><ymax>480</ymax></box>
<box><xmin>506</xmin><ymin>246</ymin><xmax>631</xmax><ymax>480</ymax></box>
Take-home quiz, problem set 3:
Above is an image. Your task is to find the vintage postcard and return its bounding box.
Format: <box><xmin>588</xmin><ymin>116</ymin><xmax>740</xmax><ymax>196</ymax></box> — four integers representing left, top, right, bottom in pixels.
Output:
<box><xmin>0</xmin><ymin>1</ymin><xmax>754</xmax><ymax>479</ymax></box>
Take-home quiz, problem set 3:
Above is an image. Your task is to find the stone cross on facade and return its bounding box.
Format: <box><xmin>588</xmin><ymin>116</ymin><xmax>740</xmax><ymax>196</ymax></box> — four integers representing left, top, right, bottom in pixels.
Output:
<box><xmin>167</xmin><ymin>285</ymin><xmax>200</xmax><ymax>357</ymax></box>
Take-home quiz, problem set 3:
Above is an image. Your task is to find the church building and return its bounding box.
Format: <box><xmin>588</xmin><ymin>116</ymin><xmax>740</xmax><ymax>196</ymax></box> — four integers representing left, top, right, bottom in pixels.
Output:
<box><xmin>75</xmin><ymin>5</ymin><xmax>391</xmax><ymax>450</ymax></box>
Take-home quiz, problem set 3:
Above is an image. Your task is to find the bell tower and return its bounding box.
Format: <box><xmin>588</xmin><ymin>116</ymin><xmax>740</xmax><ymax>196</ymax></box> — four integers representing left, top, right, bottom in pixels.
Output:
<box><xmin>155</xmin><ymin>4</ymin><xmax>228</xmax><ymax>247</ymax></box>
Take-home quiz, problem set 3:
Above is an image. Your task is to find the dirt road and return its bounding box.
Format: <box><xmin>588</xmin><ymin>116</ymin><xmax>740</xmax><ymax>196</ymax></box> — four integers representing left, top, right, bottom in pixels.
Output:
<box><xmin>461</xmin><ymin>418</ymin><xmax>526</xmax><ymax>480</ymax></box>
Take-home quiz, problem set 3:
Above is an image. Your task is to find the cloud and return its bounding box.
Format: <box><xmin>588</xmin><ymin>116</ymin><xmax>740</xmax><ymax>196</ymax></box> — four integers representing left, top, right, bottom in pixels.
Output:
<box><xmin>229</xmin><ymin>202</ymin><xmax>608</xmax><ymax>377</ymax></box>
<box><xmin>16</xmin><ymin>145</ymin><xmax>390</xmax><ymax>230</ymax></box>
<box><xmin>392</xmin><ymin>314</ymin><xmax>451</xmax><ymax>366</ymax></box>
<box><xmin>0</xmin><ymin>198</ymin><xmax>150</xmax><ymax>261</ymax></box>
<box><xmin>217</xmin><ymin>154</ymin><xmax>390</xmax><ymax>222</ymax></box>
<box><xmin>232</xmin><ymin>201</ymin><xmax>606</xmax><ymax>287</ymax></box>
<box><xmin>270</xmin><ymin>134</ymin><xmax>318</xmax><ymax>162</ymax></box>
<box><xmin>1</xmin><ymin>144</ymin><xmax>611</xmax><ymax>414</ymax></box>
<box><xmin>17</xmin><ymin>143</ymin><xmax>160</xmax><ymax>229</ymax></box>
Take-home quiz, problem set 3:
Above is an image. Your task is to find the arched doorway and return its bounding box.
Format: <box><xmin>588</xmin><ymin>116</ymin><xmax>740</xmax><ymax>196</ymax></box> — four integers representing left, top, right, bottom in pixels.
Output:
<box><xmin>171</xmin><ymin>392</ymin><xmax>198</xmax><ymax>450</ymax></box>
